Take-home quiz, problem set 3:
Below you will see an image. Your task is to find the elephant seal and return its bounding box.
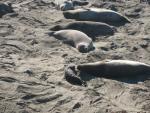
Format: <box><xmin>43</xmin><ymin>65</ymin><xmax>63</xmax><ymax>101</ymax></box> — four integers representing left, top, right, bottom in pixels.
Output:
<box><xmin>50</xmin><ymin>21</ymin><xmax>116</xmax><ymax>38</ymax></box>
<box><xmin>63</xmin><ymin>8</ymin><xmax>131</xmax><ymax>25</ymax></box>
<box><xmin>47</xmin><ymin>30</ymin><xmax>95</xmax><ymax>53</ymax></box>
<box><xmin>77</xmin><ymin>60</ymin><xmax>150</xmax><ymax>77</ymax></box>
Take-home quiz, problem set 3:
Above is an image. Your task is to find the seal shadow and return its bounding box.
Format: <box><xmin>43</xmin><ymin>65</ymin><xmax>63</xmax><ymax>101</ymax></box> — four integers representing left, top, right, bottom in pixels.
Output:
<box><xmin>79</xmin><ymin>71</ymin><xmax>150</xmax><ymax>84</ymax></box>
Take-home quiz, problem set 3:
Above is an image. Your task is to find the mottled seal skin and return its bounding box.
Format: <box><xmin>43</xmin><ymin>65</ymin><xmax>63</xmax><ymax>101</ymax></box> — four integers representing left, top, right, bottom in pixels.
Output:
<box><xmin>47</xmin><ymin>30</ymin><xmax>95</xmax><ymax>53</ymax></box>
<box><xmin>50</xmin><ymin>21</ymin><xmax>116</xmax><ymax>38</ymax></box>
<box><xmin>77</xmin><ymin>60</ymin><xmax>150</xmax><ymax>77</ymax></box>
<box><xmin>63</xmin><ymin>8</ymin><xmax>131</xmax><ymax>25</ymax></box>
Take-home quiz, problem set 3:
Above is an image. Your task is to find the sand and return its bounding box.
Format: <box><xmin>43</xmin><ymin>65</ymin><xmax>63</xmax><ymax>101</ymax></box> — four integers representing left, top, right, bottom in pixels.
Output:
<box><xmin>0</xmin><ymin>0</ymin><xmax>150</xmax><ymax>113</ymax></box>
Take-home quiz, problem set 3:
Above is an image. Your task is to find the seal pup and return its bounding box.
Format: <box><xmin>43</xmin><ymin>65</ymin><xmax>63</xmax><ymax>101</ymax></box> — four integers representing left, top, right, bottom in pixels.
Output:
<box><xmin>63</xmin><ymin>8</ymin><xmax>131</xmax><ymax>25</ymax></box>
<box><xmin>47</xmin><ymin>30</ymin><xmax>95</xmax><ymax>53</ymax></box>
<box><xmin>50</xmin><ymin>21</ymin><xmax>116</xmax><ymax>39</ymax></box>
<box><xmin>77</xmin><ymin>60</ymin><xmax>150</xmax><ymax>77</ymax></box>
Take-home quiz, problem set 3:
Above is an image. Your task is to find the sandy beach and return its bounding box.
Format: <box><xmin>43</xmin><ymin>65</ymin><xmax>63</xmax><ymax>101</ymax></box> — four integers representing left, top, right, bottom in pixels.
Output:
<box><xmin>0</xmin><ymin>0</ymin><xmax>150</xmax><ymax>113</ymax></box>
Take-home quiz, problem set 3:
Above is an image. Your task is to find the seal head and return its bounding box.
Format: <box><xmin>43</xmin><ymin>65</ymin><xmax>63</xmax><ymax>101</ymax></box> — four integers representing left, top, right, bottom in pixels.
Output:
<box><xmin>77</xmin><ymin>42</ymin><xmax>95</xmax><ymax>53</ymax></box>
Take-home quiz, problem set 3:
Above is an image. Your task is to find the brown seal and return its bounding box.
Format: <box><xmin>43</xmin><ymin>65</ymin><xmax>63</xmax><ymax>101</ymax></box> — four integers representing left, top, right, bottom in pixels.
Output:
<box><xmin>50</xmin><ymin>21</ymin><xmax>116</xmax><ymax>39</ymax></box>
<box><xmin>77</xmin><ymin>60</ymin><xmax>150</xmax><ymax>77</ymax></box>
<box><xmin>47</xmin><ymin>30</ymin><xmax>95</xmax><ymax>53</ymax></box>
<box><xmin>63</xmin><ymin>8</ymin><xmax>131</xmax><ymax>25</ymax></box>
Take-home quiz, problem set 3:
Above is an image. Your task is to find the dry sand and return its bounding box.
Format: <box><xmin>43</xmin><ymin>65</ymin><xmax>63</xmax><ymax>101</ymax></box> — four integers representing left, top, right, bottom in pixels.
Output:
<box><xmin>0</xmin><ymin>0</ymin><xmax>150</xmax><ymax>113</ymax></box>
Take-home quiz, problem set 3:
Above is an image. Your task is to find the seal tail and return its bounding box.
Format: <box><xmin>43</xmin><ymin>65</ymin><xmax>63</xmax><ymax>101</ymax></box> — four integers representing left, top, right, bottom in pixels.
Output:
<box><xmin>121</xmin><ymin>16</ymin><xmax>131</xmax><ymax>23</ymax></box>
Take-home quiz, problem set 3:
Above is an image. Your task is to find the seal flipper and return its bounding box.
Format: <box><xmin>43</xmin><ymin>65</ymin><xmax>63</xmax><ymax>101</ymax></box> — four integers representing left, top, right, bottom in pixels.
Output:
<box><xmin>64</xmin><ymin>64</ymin><xmax>87</xmax><ymax>86</ymax></box>
<box><xmin>46</xmin><ymin>31</ymin><xmax>55</xmax><ymax>36</ymax></box>
<box><xmin>72</xmin><ymin>0</ymin><xmax>89</xmax><ymax>6</ymax></box>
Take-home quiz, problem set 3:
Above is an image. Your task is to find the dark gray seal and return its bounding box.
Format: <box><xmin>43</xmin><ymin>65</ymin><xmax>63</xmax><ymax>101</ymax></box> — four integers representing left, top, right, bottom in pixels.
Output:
<box><xmin>77</xmin><ymin>60</ymin><xmax>150</xmax><ymax>77</ymax></box>
<box><xmin>63</xmin><ymin>8</ymin><xmax>131</xmax><ymax>25</ymax></box>
<box><xmin>50</xmin><ymin>21</ymin><xmax>116</xmax><ymax>39</ymax></box>
<box><xmin>47</xmin><ymin>30</ymin><xmax>95</xmax><ymax>53</ymax></box>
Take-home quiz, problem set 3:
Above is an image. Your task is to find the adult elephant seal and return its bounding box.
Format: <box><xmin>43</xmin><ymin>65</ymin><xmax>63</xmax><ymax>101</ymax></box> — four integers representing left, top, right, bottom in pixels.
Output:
<box><xmin>77</xmin><ymin>60</ymin><xmax>150</xmax><ymax>77</ymax></box>
<box><xmin>64</xmin><ymin>60</ymin><xmax>150</xmax><ymax>86</ymax></box>
<box><xmin>47</xmin><ymin>30</ymin><xmax>95</xmax><ymax>53</ymax></box>
<box><xmin>63</xmin><ymin>8</ymin><xmax>131</xmax><ymax>25</ymax></box>
<box><xmin>50</xmin><ymin>21</ymin><xmax>116</xmax><ymax>38</ymax></box>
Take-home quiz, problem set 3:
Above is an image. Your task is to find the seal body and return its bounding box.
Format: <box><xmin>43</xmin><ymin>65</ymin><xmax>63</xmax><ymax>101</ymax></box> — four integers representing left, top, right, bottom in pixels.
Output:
<box><xmin>50</xmin><ymin>21</ymin><xmax>116</xmax><ymax>38</ymax></box>
<box><xmin>77</xmin><ymin>60</ymin><xmax>150</xmax><ymax>77</ymax></box>
<box><xmin>48</xmin><ymin>30</ymin><xmax>95</xmax><ymax>53</ymax></box>
<box><xmin>63</xmin><ymin>8</ymin><xmax>131</xmax><ymax>25</ymax></box>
